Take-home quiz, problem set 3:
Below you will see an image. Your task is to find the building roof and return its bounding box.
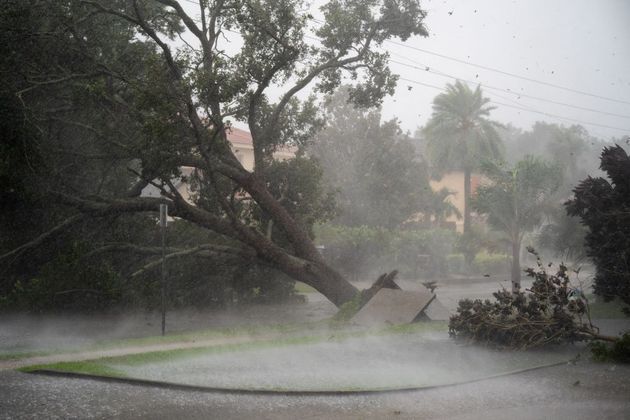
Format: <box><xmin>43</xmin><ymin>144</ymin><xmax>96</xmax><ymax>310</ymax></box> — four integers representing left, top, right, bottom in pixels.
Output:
<box><xmin>226</xmin><ymin>127</ymin><xmax>253</xmax><ymax>146</ymax></box>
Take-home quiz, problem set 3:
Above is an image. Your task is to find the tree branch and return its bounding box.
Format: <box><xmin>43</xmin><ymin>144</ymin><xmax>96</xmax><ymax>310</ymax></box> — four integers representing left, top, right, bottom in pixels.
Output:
<box><xmin>130</xmin><ymin>242</ymin><xmax>259</xmax><ymax>277</ymax></box>
<box><xmin>0</xmin><ymin>214</ymin><xmax>86</xmax><ymax>263</ymax></box>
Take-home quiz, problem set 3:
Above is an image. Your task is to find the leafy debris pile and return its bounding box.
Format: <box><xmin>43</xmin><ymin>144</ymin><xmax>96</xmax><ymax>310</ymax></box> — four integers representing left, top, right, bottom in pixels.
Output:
<box><xmin>449</xmin><ymin>249</ymin><xmax>609</xmax><ymax>349</ymax></box>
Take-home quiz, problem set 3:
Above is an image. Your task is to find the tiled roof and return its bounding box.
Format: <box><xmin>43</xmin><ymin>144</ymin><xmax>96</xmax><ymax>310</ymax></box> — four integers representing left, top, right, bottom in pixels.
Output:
<box><xmin>226</xmin><ymin>127</ymin><xmax>252</xmax><ymax>145</ymax></box>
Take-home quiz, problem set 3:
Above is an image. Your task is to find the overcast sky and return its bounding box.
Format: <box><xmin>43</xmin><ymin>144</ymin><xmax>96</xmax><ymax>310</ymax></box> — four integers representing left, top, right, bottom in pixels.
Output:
<box><xmin>179</xmin><ymin>0</ymin><xmax>630</xmax><ymax>140</ymax></box>
<box><xmin>379</xmin><ymin>0</ymin><xmax>630</xmax><ymax>140</ymax></box>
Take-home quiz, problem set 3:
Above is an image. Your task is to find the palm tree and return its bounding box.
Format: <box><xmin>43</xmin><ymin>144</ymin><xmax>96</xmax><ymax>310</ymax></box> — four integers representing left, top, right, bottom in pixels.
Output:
<box><xmin>422</xmin><ymin>81</ymin><xmax>504</xmax><ymax>237</ymax></box>
<box><xmin>473</xmin><ymin>157</ymin><xmax>562</xmax><ymax>293</ymax></box>
<box><xmin>428</xmin><ymin>187</ymin><xmax>462</xmax><ymax>227</ymax></box>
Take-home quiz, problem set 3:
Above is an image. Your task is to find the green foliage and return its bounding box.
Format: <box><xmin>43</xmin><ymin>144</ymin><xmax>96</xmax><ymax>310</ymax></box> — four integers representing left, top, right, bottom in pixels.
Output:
<box><xmin>422</xmin><ymin>81</ymin><xmax>504</xmax><ymax>240</ymax></box>
<box><xmin>259</xmin><ymin>156</ymin><xmax>337</xmax><ymax>238</ymax></box>
<box><xmin>446</xmin><ymin>254</ymin><xmax>466</xmax><ymax>274</ymax></box>
<box><xmin>455</xmin><ymin>230</ymin><xmax>482</xmax><ymax>266</ymax></box>
<box><xmin>310</xmin><ymin>87</ymin><xmax>433</xmax><ymax>229</ymax></box>
<box><xmin>449</xmin><ymin>249</ymin><xmax>593</xmax><ymax>349</ymax></box>
<box><xmin>390</xmin><ymin>229</ymin><xmax>458</xmax><ymax>277</ymax></box>
<box><xmin>315</xmin><ymin>224</ymin><xmax>457</xmax><ymax>279</ymax></box>
<box><xmin>418</xmin><ymin>187</ymin><xmax>462</xmax><ymax>227</ymax></box>
<box><xmin>134</xmin><ymin>220</ymin><xmax>298</xmax><ymax>309</ymax></box>
<box><xmin>423</xmin><ymin>81</ymin><xmax>504</xmax><ymax>176</ymax></box>
<box><xmin>445</xmin><ymin>252</ymin><xmax>509</xmax><ymax>275</ymax></box>
<box><xmin>315</xmin><ymin>224</ymin><xmax>391</xmax><ymax>279</ymax></box>
<box><xmin>590</xmin><ymin>333</ymin><xmax>630</xmax><ymax>363</ymax></box>
<box><xmin>537</xmin><ymin>207</ymin><xmax>587</xmax><ymax>262</ymax></box>
<box><xmin>474</xmin><ymin>157</ymin><xmax>562</xmax><ymax>288</ymax></box>
<box><xmin>332</xmin><ymin>293</ymin><xmax>364</xmax><ymax>321</ymax></box>
<box><xmin>0</xmin><ymin>0</ymin><xmax>431</xmax><ymax>310</ymax></box>
<box><xmin>473</xmin><ymin>252</ymin><xmax>511</xmax><ymax>275</ymax></box>
<box><xmin>1</xmin><ymin>241</ymin><xmax>122</xmax><ymax>312</ymax></box>
<box><xmin>566</xmin><ymin>145</ymin><xmax>630</xmax><ymax>315</ymax></box>
<box><xmin>474</xmin><ymin>157</ymin><xmax>562</xmax><ymax>235</ymax></box>
<box><xmin>501</xmin><ymin>122</ymin><xmax>605</xmax><ymax>196</ymax></box>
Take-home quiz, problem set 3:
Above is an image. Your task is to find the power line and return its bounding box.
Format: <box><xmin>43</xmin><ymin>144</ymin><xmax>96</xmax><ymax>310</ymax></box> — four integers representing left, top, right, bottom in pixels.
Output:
<box><xmin>166</xmin><ymin>6</ymin><xmax>630</xmax><ymax>133</ymax></box>
<box><xmin>399</xmin><ymin>77</ymin><xmax>630</xmax><ymax>133</ymax></box>
<box><xmin>389</xmin><ymin>58</ymin><xmax>630</xmax><ymax>120</ymax></box>
<box><xmin>307</xmin><ymin>16</ymin><xmax>630</xmax><ymax>106</ymax></box>
<box><xmin>386</xmin><ymin>39</ymin><xmax>630</xmax><ymax>106</ymax></box>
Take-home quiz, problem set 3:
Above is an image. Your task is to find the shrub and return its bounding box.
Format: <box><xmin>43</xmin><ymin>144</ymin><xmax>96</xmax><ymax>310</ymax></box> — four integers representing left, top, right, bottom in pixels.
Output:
<box><xmin>315</xmin><ymin>224</ymin><xmax>458</xmax><ymax>279</ymax></box>
<box><xmin>315</xmin><ymin>224</ymin><xmax>391</xmax><ymax>280</ymax></box>
<box><xmin>590</xmin><ymin>333</ymin><xmax>630</xmax><ymax>363</ymax></box>
<box><xmin>446</xmin><ymin>254</ymin><xmax>466</xmax><ymax>274</ymax></box>
<box><xmin>449</xmin><ymin>249</ymin><xmax>597</xmax><ymax>349</ymax></box>
<box><xmin>472</xmin><ymin>252</ymin><xmax>510</xmax><ymax>275</ymax></box>
<box><xmin>390</xmin><ymin>229</ymin><xmax>458</xmax><ymax>277</ymax></box>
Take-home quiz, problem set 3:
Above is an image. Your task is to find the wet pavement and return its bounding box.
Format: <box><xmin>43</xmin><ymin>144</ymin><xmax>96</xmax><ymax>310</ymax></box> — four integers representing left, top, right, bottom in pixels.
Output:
<box><xmin>1</xmin><ymin>359</ymin><xmax>629</xmax><ymax>419</ymax></box>
<box><xmin>115</xmin><ymin>334</ymin><xmax>579</xmax><ymax>391</ymax></box>
<box><xmin>2</xmin><ymin>277</ymin><xmax>629</xmax><ymax>418</ymax></box>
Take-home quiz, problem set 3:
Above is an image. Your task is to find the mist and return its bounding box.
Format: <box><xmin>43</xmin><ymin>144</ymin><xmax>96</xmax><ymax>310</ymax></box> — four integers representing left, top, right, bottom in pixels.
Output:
<box><xmin>1</xmin><ymin>0</ymin><xmax>629</xmax><ymax>418</ymax></box>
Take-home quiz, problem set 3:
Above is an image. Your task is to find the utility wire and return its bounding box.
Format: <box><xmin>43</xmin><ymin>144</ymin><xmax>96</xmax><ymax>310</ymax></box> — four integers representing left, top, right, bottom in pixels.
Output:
<box><xmin>399</xmin><ymin>77</ymin><xmax>630</xmax><ymax>133</ymax></box>
<box><xmin>389</xmin><ymin>58</ymin><xmax>630</xmax><ymax>120</ymax></box>
<box><xmin>308</xmin><ymin>16</ymin><xmax>630</xmax><ymax>106</ymax></box>
<box><xmin>386</xmin><ymin>40</ymin><xmax>630</xmax><ymax>106</ymax></box>
<box><xmin>166</xmin><ymin>5</ymin><xmax>630</xmax><ymax>133</ymax></box>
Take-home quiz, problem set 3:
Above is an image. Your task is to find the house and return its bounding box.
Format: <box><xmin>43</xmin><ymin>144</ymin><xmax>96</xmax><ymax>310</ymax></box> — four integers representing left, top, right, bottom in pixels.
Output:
<box><xmin>141</xmin><ymin>127</ymin><xmax>296</xmax><ymax>200</ymax></box>
<box><xmin>228</xmin><ymin>127</ymin><xmax>296</xmax><ymax>171</ymax></box>
<box><xmin>429</xmin><ymin>171</ymin><xmax>483</xmax><ymax>232</ymax></box>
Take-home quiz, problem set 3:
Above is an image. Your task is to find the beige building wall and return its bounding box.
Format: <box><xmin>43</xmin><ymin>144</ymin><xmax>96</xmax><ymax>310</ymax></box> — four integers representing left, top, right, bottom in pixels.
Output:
<box><xmin>429</xmin><ymin>171</ymin><xmax>482</xmax><ymax>233</ymax></box>
<box><xmin>160</xmin><ymin>128</ymin><xmax>296</xmax><ymax>202</ymax></box>
<box><xmin>228</xmin><ymin>127</ymin><xmax>296</xmax><ymax>171</ymax></box>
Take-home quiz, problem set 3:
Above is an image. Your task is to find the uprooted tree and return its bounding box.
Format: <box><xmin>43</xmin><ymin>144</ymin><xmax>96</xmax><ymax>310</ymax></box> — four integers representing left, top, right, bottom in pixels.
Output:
<box><xmin>0</xmin><ymin>0</ymin><xmax>429</xmax><ymax>308</ymax></box>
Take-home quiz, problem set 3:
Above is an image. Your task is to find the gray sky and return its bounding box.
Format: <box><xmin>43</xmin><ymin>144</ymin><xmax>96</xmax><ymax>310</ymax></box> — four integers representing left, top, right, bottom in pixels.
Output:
<box><xmin>179</xmin><ymin>0</ymin><xmax>630</xmax><ymax>140</ymax></box>
<box><xmin>379</xmin><ymin>0</ymin><xmax>630</xmax><ymax>140</ymax></box>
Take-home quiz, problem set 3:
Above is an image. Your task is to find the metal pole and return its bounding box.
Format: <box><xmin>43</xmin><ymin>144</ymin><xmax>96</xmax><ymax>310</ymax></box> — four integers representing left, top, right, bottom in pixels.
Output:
<box><xmin>159</xmin><ymin>204</ymin><xmax>168</xmax><ymax>336</ymax></box>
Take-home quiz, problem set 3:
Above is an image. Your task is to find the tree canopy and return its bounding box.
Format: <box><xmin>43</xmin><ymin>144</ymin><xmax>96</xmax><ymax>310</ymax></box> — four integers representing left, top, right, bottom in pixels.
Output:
<box><xmin>309</xmin><ymin>87</ymin><xmax>433</xmax><ymax>229</ymax></box>
<box><xmin>566</xmin><ymin>145</ymin><xmax>630</xmax><ymax>314</ymax></box>
<box><xmin>0</xmin><ymin>0</ymin><xmax>430</xmax><ymax>308</ymax></box>
<box><xmin>422</xmin><ymin>81</ymin><xmax>503</xmax><ymax>240</ymax></box>
<box><xmin>473</xmin><ymin>157</ymin><xmax>561</xmax><ymax>292</ymax></box>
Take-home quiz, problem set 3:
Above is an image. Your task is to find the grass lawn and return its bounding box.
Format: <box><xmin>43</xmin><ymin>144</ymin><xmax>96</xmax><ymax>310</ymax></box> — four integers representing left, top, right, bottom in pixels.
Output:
<box><xmin>0</xmin><ymin>320</ymin><xmax>327</xmax><ymax>362</ymax></box>
<box><xmin>18</xmin><ymin>321</ymin><xmax>448</xmax><ymax>378</ymax></box>
<box><xmin>294</xmin><ymin>281</ymin><xmax>318</xmax><ymax>294</ymax></box>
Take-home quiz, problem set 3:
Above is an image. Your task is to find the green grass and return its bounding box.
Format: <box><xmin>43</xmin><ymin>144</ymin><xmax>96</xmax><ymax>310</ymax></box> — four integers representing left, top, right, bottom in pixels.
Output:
<box><xmin>2</xmin><ymin>320</ymin><xmax>327</xmax><ymax>362</ymax></box>
<box><xmin>294</xmin><ymin>282</ymin><xmax>318</xmax><ymax>294</ymax></box>
<box><xmin>0</xmin><ymin>349</ymin><xmax>57</xmax><ymax>361</ymax></box>
<box><xmin>19</xmin><ymin>321</ymin><xmax>449</xmax><ymax>376</ymax></box>
<box><xmin>20</xmin><ymin>360</ymin><xmax>127</xmax><ymax>377</ymax></box>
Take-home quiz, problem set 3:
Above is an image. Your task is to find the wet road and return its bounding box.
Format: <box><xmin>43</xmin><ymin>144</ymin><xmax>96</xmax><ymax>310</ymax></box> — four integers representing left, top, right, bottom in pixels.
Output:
<box><xmin>1</xmin><ymin>359</ymin><xmax>629</xmax><ymax>419</ymax></box>
<box><xmin>2</xmin><ymin>277</ymin><xmax>628</xmax><ymax>419</ymax></box>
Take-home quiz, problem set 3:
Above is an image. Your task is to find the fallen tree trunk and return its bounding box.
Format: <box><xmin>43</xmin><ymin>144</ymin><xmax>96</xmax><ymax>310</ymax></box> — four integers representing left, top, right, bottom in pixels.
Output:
<box><xmin>360</xmin><ymin>270</ymin><xmax>400</xmax><ymax>306</ymax></box>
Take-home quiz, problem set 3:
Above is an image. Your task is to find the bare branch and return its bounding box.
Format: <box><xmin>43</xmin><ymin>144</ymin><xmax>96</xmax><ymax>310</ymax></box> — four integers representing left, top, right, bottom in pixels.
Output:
<box><xmin>131</xmin><ymin>243</ymin><xmax>258</xmax><ymax>277</ymax></box>
<box><xmin>0</xmin><ymin>214</ymin><xmax>86</xmax><ymax>263</ymax></box>
<box><xmin>17</xmin><ymin>72</ymin><xmax>106</xmax><ymax>97</ymax></box>
<box><xmin>154</xmin><ymin>0</ymin><xmax>209</xmax><ymax>53</ymax></box>
<box><xmin>84</xmin><ymin>243</ymin><xmax>181</xmax><ymax>258</ymax></box>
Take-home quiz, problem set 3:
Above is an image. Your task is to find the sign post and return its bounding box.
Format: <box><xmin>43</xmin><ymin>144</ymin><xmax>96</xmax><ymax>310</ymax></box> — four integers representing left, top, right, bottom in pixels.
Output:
<box><xmin>159</xmin><ymin>203</ymin><xmax>168</xmax><ymax>336</ymax></box>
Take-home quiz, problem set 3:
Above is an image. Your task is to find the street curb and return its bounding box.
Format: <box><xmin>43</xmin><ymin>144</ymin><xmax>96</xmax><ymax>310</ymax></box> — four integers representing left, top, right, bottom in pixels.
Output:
<box><xmin>27</xmin><ymin>359</ymin><xmax>572</xmax><ymax>396</ymax></box>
